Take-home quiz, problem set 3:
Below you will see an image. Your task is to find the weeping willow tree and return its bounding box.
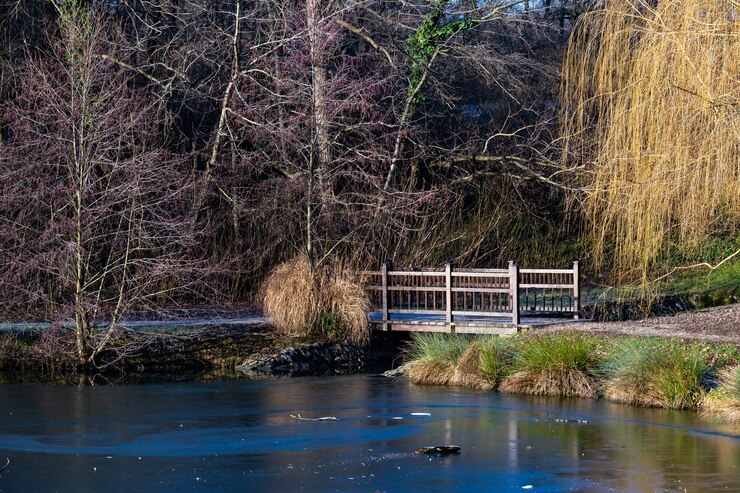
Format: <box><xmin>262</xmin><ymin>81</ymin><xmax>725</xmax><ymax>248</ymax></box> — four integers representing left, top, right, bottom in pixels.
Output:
<box><xmin>562</xmin><ymin>0</ymin><xmax>739</xmax><ymax>282</ymax></box>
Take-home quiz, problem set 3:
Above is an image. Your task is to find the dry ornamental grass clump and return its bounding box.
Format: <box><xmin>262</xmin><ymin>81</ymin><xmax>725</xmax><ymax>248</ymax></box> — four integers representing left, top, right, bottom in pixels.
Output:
<box><xmin>562</xmin><ymin>0</ymin><xmax>739</xmax><ymax>281</ymax></box>
<box><xmin>261</xmin><ymin>255</ymin><xmax>370</xmax><ymax>345</ymax></box>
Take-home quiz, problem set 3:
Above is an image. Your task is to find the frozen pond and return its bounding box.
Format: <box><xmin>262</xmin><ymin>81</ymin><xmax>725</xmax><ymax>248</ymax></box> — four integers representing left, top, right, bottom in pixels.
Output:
<box><xmin>0</xmin><ymin>375</ymin><xmax>737</xmax><ymax>492</ymax></box>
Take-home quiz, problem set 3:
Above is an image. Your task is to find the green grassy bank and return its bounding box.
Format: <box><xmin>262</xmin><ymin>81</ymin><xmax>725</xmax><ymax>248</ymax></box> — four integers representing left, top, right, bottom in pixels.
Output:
<box><xmin>404</xmin><ymin>332</ymin><xmax>740</xmax><ymax>425</ymax></box>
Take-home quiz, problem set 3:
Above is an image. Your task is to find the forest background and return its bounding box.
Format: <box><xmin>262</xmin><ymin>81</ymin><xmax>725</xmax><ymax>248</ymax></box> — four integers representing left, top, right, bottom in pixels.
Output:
<box><xmin>0</xmin><ymin>0</ymin><xmax>736</xmax><ymax>358</ymax></box>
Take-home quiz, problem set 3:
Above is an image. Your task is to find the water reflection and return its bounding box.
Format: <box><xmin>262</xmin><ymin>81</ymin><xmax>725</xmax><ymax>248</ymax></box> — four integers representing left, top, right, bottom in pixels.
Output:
<box><xmin>0</xmin><ymin>376</ymin><xmax>737</xmax><ymax>492</ymax></box>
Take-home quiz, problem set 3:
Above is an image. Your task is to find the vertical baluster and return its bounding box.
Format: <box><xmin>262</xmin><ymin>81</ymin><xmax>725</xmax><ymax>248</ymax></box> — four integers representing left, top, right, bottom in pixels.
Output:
<box><xmin>509</xmin><ymin>261</ymin><xmax>520</xmax><ymax>325</ymax></box>
<box><xmin>416</xmin><ymin>274</ymin><xmax>420</xmax><ymax>311</ymax></box>
<box><xmin>381</xmin><ymin>261</ymin><xmax>390</xmax><ymax>329</ymax></box>
<box><xmin>573</xmin><ymin>261</ymin><xmax>580</xmax><ymax>319</ymax></box>
<box><xmin>445</xmin><ymin>263</ymin><xmax>453</xmax><ymax>324</ymax></box>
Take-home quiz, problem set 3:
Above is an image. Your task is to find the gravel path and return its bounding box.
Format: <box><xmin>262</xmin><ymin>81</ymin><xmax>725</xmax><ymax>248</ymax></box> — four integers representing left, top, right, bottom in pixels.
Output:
<box><xmin>539</xmin><ymin>304</ymin><xmax>740</xmax><ymax>343</ymax></box>
<box><xmin>0</xmin><ymin>316</ymin><xmax>269</xmax><ymax>333</ymax></box>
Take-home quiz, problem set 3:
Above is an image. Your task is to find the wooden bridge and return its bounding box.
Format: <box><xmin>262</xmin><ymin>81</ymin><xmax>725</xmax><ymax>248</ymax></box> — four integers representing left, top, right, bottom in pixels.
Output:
<box><xmin>362</xmin><ymin>261</ymin><xmax>580</xmax><ymax>335</ymax></box>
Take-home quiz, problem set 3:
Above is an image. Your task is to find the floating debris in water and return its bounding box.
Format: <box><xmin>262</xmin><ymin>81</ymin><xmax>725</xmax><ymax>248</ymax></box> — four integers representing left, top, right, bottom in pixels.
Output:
<box><xmin>410</xmin><ymin>412</ymin><xmax>431</xmax><ymax>416</ymax></box>
<box><xmin>535</xmin><ymin>417</ymin><xmax>589</xmax><ymax>424</ymax></box>
<box><xmin>416</xmin><ymin>445</ymin><xmax>461</xmax><ymax>455</ymax></box>
<box><xmin>290</xmin><ymin>414</ymin><xmax>339</xmax><ymax>421</ymax></box>
<box><xmin>392</xmin><ymin>417</ymin><xmax>403</xmax><ymax>420</ymax></box>
<box><xmin>546</xmin><ymin>418</ymin><xmax>589</xmax><ymax>424</ymax></box>
<box><xmin>522</xmin><ymin>485</ymin><xmax>533</xmax><ymax>489</ymax></box>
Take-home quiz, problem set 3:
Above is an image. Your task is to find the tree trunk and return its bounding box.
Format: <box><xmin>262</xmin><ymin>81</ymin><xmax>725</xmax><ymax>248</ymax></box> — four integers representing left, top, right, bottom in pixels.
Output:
<box><xmin>307</xmin><ymin>0</ymin><xmax>331</xmax><ymax>196</ymax></box>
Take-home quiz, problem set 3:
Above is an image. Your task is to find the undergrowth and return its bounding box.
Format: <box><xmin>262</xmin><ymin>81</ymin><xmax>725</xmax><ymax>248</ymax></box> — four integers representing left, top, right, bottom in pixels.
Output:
<box><xmin>499</xmin><ymin>333</ymin><xmax>600</xmax><ymax>398</ymax></box>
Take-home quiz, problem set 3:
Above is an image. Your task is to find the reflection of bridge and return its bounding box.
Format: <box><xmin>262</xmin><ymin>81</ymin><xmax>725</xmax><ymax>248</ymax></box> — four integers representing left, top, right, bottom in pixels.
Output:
<box><xmin>362</xmin><ymin>261</ymin><xmax>581</xmax><ymax>335</ymax></box>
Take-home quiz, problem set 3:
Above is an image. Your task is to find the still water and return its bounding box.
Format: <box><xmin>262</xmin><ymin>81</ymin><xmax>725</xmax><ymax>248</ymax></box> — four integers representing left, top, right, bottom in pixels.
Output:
<box><xmin>0</xmin><ymin>375</ymin><xmax>737</xmax><ymax>492</ymax></box>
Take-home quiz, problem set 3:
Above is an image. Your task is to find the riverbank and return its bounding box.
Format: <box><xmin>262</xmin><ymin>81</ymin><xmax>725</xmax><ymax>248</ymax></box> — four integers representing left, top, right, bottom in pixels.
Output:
<box><xmin>0</xmin><ymin>305</ymin><xmax>737</xmax><ymax>386</ymax></box>
<box><xmin>397</xmin><ymin>320</ymin><xmax>740</xmax><ymax>427</ymax></box>
<box><xmin>0</xmin><ymin>321</ymin><xmax>410</xmax><ymax>381</ymax></box>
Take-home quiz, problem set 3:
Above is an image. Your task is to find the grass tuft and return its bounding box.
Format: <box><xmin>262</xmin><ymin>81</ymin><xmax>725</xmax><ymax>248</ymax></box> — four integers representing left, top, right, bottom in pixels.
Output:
<box><xmin>499</xmin><ymin>333</ymin><xmax>599</xmax><ymax>398</ymax></box>
<box><xmin>602</xmin><ymin>338</ymin><xmax>708</xmax><ymax>409</ymax></box>
<box><xmin>262</xmin><ymin>255</ymin><xmax>370</xmax><ymax>345</ymax></box>
<box><xmin>454</xmin><ymin>337</ymin><xmax>512</xmax><ymax>390</ymax></box>
<box><xmin>702</xmin><ymin>365</ymin><xmax>740</xmax><ymax>424</ymax></box>
<box><xmin>406</xmin><ymin>334</ymin><xmax>512</xmax><ymax>389</ymax></box>
<box><xmin>405</xmin><ymin>333</ymin><xmax>470</xmax><ymax>386</ymax></box>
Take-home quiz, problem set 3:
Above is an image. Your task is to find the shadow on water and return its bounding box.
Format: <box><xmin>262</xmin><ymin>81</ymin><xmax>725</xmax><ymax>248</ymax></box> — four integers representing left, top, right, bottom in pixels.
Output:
<box><xmin>0</xmin><ymin>376</ymin><xmax>737</xmax><ymax>492</ymax></box>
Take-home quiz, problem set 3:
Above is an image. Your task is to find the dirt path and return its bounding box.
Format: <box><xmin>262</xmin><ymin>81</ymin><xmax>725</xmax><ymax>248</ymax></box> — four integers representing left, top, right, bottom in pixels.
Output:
<box><xmin>539</xmin><ymin>304</ymin><xmax>740</xmax><ymax>344</ymax></box>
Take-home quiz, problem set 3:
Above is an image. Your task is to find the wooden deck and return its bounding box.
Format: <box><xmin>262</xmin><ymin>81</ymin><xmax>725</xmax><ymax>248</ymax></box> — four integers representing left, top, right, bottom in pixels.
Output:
<box><xmin>367</xmin><ymin>313</ymin><xmax>581</xmax><ymax>335</ymax></box>
<box><xmin>362</xmin><ymin>261</ymin><xmax>580</xmax><ymax>335</ymax></box>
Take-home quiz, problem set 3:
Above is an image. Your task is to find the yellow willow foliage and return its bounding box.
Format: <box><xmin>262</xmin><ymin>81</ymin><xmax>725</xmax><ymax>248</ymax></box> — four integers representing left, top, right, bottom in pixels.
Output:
<box><xmin>562</xmin><ymin>0</ymin><xmax>740</xmax><ymax>281</ymax></box>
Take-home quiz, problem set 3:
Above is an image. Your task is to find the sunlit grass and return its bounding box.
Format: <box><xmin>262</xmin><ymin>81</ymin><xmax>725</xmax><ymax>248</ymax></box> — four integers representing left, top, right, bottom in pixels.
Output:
<box><xmin>601</xmin><ymin>338</ymin><xmax>708</xmax><ymax>409</ymax></box>
<box><xmin>498</xmin><ymin>333</ymin><xmax>600</xmax><ymax>398</ymax></box>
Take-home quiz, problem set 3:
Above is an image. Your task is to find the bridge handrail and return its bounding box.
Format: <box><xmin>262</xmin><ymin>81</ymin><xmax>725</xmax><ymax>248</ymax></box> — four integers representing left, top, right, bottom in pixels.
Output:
<box><xmin>362</xmin><ymin>260</ymin><xmax>580</xmax><ymax>326</ymax></box>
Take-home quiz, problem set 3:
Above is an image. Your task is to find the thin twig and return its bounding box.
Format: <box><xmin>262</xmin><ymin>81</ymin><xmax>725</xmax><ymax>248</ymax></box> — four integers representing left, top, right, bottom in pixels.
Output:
<box><xmin>290</xmin><ymin>413</ymin><xmax>339</xmax><ymax>421</ymax></box>
<box><xmin>651</xmin><ymin>249</ymin><xmax>740</xmax><ymax>284</ymax></box>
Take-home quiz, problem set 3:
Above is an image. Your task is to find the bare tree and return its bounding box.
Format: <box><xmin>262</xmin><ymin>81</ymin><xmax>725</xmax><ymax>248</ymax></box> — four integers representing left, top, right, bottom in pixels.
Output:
<box><xmin>0</xmin><ymin>2</ymin><xmax>204</xmax><ymax>369</ymax></box>
<box><xmin>0</xmin><ymin>0</ymin><xmax>594</xmax><ymax>314</ymax></box>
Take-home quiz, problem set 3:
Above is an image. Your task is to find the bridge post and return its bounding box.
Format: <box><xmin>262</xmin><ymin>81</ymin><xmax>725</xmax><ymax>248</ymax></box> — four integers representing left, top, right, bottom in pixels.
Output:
<box><xmin>381</xmin><ymin>259</ymin><xmax>392</xmax><ymax>330</ymax></box>
<box><xmin>573</xmin><ymin>260</ymin><xmax>580</xmax><ymax>320</ymax></box>
<box><xmin>509</xmin><ymin>261</ymin><xmax>520</xmax><ymax>325</ymax></box>
<box><xmin>445</xmin><ymin>262</ymin><xmax>453</xmax><ymax>324</ymax></box>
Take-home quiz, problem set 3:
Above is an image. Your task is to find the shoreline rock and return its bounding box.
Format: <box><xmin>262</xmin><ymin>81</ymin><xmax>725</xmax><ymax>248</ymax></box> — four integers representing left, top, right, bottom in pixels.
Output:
<box><xmin>237</xmin><ymin>332</ymin><xmax>408</xmax><ymax>377</ymax></box>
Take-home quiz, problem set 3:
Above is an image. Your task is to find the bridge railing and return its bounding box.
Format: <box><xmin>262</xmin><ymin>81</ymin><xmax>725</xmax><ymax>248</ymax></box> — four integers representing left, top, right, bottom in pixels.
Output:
<box><xmin>361</xmin><ymin>261</ymin><xmax>579</xmax><ymax>326</ymax></box>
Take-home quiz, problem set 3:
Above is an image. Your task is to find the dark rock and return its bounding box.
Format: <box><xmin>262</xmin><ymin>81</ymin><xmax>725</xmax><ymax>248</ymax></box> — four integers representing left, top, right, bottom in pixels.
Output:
<box><xmin>236</xmin><ymin>340</ymin><xmax>368</xmax><ymax>377</ymax></box>
<box><xmin>236</xmin><ymin>331</ymin><xmax>409</xmax><ymax>378</ymax></box>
